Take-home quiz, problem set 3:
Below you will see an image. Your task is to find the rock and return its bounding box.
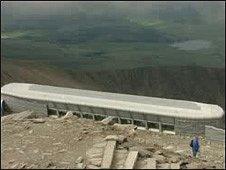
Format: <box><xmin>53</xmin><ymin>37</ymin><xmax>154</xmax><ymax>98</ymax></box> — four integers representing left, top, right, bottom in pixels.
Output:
<box><xmin>58</xmin><ymin>149</ymin><xmax>67</xmax><ymax>153</ymax></box>
<box><xmin>83</xmin><ymin>131</ymin><xmax>89</xmax><ymax>135</ymax></box>
<box><xmin>53</xmin><ymin>142</ymin><xmax>62</xmax><ymax>146</ymax></box>
<box><xmin>86</xmin><ymin>147</ymin><xmax>103</xmax><ymax>159</ymax></box>
<box><xmin>154</xmin><ymin>150</ymin><xmax>163</xmax><ymax>155</ymax></box>
<box><xmin>186</xmin><ymin>162</ymin><xmax>198</xmax><ymax>169</ymax></box>
<box><xmin>33</xmin><ymin>149</ymin><xmax>39</xmax><ymax>154</ymax></box>
<box><xmin>29</xmin><ymin>129</ymin><xmax>34</xmax><ymax>134</ymax></box>
<box><xmin>85</xmin><ymin>164</ymin><xmax>100</xmax><ymax>169</ymax></box>
<box><xmin>18</xmin><ymin>162</ymin><xmax>26</xmax><ymax>169</ymax></box>
<box><xmin>180</xmin><ymin>160</ymin><xmax>189</xmax><ymax>169</ymax></box>
<box><xmin>49</xmin><ymin>115</ymin><xmax>58</xmax><ymax>119</ymax></box>
<box><xmin>168</xmin><ymin>156</ymin><xmax>180</xmax><ymax>163</ymax></box>
<box><xmin>46</xmin><ymin>161</ymin><xmax>55</xmax><ymax>168</ymax></box>
<box><xmin>126</xmin><ymin>129</ymin><xmax>137</xmax><ymax>137</ymax></box>
<box><xmin>76</xmin><ymin>156</ymin><xmax>83</xmax><ymax>163</ymax></box>
<box><xmin>170</xmin><ymin>163</ymin><xmax>180</xmax><ymax>169</ymax></box>
<box><xmin>77</xmin><ymin>136</ymin><xmax>83</xmax><ymax>141</ymax></box>
<box><xmin>101</xmin><ymin>116</ymin><xmax>115</xmax><ymax>125</ymax></box>
<box><xmin>4</xmin><ymin>110</ymin><xmax>34</xmax><ymax>122</ymax></box>
<box><xmin>158</xmin><ymin>163</ymin><xmax>171</xmax><ymax>169</ymax></box>
<box><xmin>163</xmin><ymin>145</ymin><xmax>174</xmax><ymax>150</ymax></box>
<box><xmin>175</xmin><ymin>149</ymin><xmax>185</xmax><ymax>154</ymax></box>
<box><xmin>61</xmin><ymin>111</ymin><xmax>74</xmax><ymax>120</ymax></box>
<box><xmin>129</xmin><ymin>146</ymin><xmax>152</xmax><ymax>158</ymax></box>
<box><xmin>88</xmin><ymin>158</ymin><xmax>102</xmax><ymax>166</ymax></box>
<box><xmin>92</xmin><ymin>142</ymin><xmax>107</xmax><ymax>148</ymax></box>
<box><xmin>113</xmin><ymin>123</ymin><xmax>137</xmax><ymax>132</ymax></box>
<box><xmin>104</xmin><ymin>135</ymin><xmax>127</xmax><ymax>143</ymax></box>
<box><xmin>8</xmin><ymin>159</ymin><xmax>15</xmax><ymax>164</ymax></box>
<box><xmin>153</xmin><ymin>154</ymin><xmax>166</xmax><ymax>164</ymax></box>
<box><xmin>76</xmin><ymin>163</ymin><xmax>85</xmax><ymax>169</ymax></box>
<box><xmin>32</xmin><ymin>118</ymin><xmax>46</xmax><ymax>123</ymax></box>
<box><xmin>145</xmin><ymin>146</ymin><xmax>156</xmax><ymax>153</ymax></box>
<box><xmin>10</xmin><ymin>163</ymin><xmax>19</xmax><ymax>169</ymax></box>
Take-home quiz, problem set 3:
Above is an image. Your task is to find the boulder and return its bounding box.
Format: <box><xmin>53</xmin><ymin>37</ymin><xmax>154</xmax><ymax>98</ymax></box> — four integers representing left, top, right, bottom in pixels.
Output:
<box><xmin>76</xmin><ymin>156</ymin><xmax>83</xmax><ymax>164</ymax></box>
<box><xmin>104</xmin><ymin>135</ymin><xmax>127</xmax><ymax>143</ymax></box>
<box><xmin>154</xmin><ymin>150</ymin><xmax>163</xmax><ymax>155</ymax></box>
<box><xmin>113</xmin><ymin>123</ymin><xmax>137</xmax><ymax>132</ymax></box>
<box><xmin>157</xmin><ymin>163</ymin><xmax>171</xmax><ymax>169</ymax></box>
<box><xmin>101</xmin><ymin>116</ymin><xmax>115</xmax><ymax>125</ymax></box>
<box><xmin>88</xmin><ymin>158</ymin><xmax>102</xmax><ymax>166</ymax></box>
<box><xmin>153</xmin><ymin>154</ymin><xmax>166</xmax><ymax>164</ymax></box>
<box><xmin>145</xmin><ymin>146</ymin><xmax>156</xmax><ymax>153</ymax></box>
<box><xmin>32</xmin><ymin>118</ymin><xmax>46</xmax><ymax>123</ymax></box>
<box><xmin>2</xmin><ymin>110</ymin><xmax>35</xmax><ymax>122</ymax></box>
<box><xmin>86</xmin><ymin>148</ymin><xmax>103</xmax><ymax>159</ymax></box>
<box><xmin>61</xmin><ymin>111</ymin><xmax>74</xmax><ymax>120</ymax></box>
<box><xmin>129</xmin><ymin>146</ymin><xmax>152</xmax><ymax>158</ymax></box>
<box><xmin>76</xmin><ymin>163</ymin><xmax>85</xmax><ymax>169</ymax></box>
<box><xmin>85</xmin><ymin>164</ymin><xmax>100</xmax><ymax>169</ymax></box>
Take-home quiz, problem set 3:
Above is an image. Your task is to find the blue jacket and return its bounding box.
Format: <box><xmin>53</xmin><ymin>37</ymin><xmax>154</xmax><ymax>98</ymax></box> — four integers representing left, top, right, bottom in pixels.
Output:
<box><xmin>192</xmin><ymin>137</ymin><xmax>200</xmax><ymax>152</ymax></box>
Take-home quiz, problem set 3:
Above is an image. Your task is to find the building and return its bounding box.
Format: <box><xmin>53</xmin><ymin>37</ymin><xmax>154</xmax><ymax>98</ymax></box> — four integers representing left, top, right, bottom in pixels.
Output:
<box><xmin>1</xmin><ymin>83</ymin><xmax>224</xmax><ymax>135</ymax></box>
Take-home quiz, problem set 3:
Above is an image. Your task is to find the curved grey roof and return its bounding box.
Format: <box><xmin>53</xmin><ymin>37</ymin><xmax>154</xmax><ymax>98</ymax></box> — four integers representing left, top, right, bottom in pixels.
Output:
<box><xmin>1</xmin><ymin>83</ymin><xmax>224</xmax><ymax>119</ymax></box>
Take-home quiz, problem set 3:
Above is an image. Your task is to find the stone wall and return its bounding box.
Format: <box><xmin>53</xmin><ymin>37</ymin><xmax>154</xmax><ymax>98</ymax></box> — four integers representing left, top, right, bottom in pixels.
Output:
<box><xmin>205</xmin><ymin>125</ymin><xmax>225</xmax><ymax>142</ymax></box>
<box><xmin>1</xmin><ymin>95</ymin><xmax>47</xmax><ymax>115</ymax></box>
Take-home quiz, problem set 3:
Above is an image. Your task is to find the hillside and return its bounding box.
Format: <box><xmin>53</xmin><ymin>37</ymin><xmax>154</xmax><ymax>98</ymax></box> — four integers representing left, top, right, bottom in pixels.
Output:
<box><xmin>1</xmin><ymin>111</ymin><xmax>225</xmax><ymax>169</ymax></box>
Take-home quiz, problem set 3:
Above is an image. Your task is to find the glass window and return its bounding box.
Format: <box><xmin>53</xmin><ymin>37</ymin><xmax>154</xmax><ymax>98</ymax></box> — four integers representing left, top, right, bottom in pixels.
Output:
<box><xmin>134</xmin><ymin>119</ymin><xmax>146</xmax><ymax>127</ymax></box>
<box><xmin>82</xmin><ymin>113</ymin><xmax>93</xmax><ymax>120</ymax></box>
<box><xmin>162</xmin><ymin>124</ymin><xmax>175</xmax><ymax>131</ymax></box>
<box><xmin>147</xmin><ymin>121</ymin><xmax>159</xmax><ymax>129</ymax></box>
<box><xmin>94</xmin><ymin>114</ymin><xmax>106</xmax><ymax>121</ymax></box>
<box><xmin>120</xmin><ymin>118</ymin><xmax>133</xmax><ymax>124</ymax></box>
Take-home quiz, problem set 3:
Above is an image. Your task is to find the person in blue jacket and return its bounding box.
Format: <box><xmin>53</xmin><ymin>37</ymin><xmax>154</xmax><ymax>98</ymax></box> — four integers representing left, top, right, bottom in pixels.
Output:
<box><xmin>190</xmin><ymin>135</ymin><xmax>200</xmax><ymax>157</ymax></box>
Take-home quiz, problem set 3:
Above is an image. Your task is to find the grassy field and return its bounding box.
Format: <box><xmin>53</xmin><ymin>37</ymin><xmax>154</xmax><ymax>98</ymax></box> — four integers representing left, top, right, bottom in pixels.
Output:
<box><xmin>1</xmin><ymin>19</ymin><xmax>225</xmax><ymax>71</ymax></box>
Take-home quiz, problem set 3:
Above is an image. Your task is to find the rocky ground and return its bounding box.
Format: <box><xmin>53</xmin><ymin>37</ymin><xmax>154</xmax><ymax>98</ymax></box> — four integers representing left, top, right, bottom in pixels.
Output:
<box><xmin>1</xmin><ymin>111</ymin><xmax>225</xmax><ymax>169</ymax></box>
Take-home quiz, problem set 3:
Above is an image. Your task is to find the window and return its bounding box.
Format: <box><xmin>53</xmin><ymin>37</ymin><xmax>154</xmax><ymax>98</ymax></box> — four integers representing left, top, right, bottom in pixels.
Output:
<box><xmin>134</xmin><ymin>119</ymin><xmax>146</xmax><ymax>127</ymax></box>
<box><xmin>147</xmin><ymin>121</ymin><xmax>159</xmax><ymax>129</ymax></box>
<box><xmin>73</xmin><ymin>111</ymin><xmax>81</xmax><ymax>118</ymax></box>
<box><xmin>147</xmin><ymin>121</ymin><xmax>160</xmax><ymax>132</ymax></box>
<box><xmin>47</xmin><ymin>108</ymin><xmax>57</xmax><ymax>115</ymax></box>
<box><xmin>94</xmin><ymin>114</ymin><xmax>106</xmax><ymax>121</ymax></box>
<box><xmin>162</xmin><ymin>123</ymin><xmax>175</xmax><ymax>134</ymax></box>
<box><xmin>82</xmin><ymin>113</ymin><xmax>93</xmax><ymax>120</ymax></box>
<box><xmin>58</xmin><ymin>110</ymin><xmax>67</xmax><ymax>116</ymax></box>
<box><xmin>120</xmin><ymin>118</ymin><xmax>133</xmax><ymax>124</ymax></box>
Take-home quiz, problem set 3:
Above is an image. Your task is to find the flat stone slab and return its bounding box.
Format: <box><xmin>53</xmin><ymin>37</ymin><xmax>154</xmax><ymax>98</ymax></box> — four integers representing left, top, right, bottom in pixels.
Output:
<box><xmin>124</xmin><ymin>151</ymin><xmax>138</xmax><ymax>169</ymax></box>
<box><xmin>146</xmin><ymin>158</ymin><xmax>156</xmax><ymax>169</ymax></box>
<box><xmin>170</xmin><ymin>163</ymin><xmax>180</xmax><ymax>169</ymax></box>
<box><xmin>101</xmin><ymin>140</ymin><xmax>116</xmax><ymax>169</ymax></box>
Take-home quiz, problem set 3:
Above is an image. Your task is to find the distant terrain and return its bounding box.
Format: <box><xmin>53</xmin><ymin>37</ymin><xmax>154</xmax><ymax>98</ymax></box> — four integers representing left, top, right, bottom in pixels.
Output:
<box><xmin>1</xmin><ymin>1</ymin><xmax>225</xmax><ymax>127</ymax></box>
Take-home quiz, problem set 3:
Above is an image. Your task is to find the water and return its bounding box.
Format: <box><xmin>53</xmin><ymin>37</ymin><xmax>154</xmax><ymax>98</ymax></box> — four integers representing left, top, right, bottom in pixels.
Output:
<box><xmin>171</xmin><ymin>40</ymin><xmax>211</xmax><ymax>51</ymax></box>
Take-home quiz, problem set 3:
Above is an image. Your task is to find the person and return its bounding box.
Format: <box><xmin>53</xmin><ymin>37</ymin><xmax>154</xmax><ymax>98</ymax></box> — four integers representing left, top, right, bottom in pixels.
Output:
<box><xmin>190</xmin><ymin>135</ymin><xmax>200</xmax><ymax>158</ymax></box>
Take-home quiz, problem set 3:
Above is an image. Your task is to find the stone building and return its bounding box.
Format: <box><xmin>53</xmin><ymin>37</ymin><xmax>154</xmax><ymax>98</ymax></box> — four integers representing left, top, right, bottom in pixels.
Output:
<box><xmin>1</xmin><ymin>83</ymin><xmax>224</xmax><ymax>135</ymax></box>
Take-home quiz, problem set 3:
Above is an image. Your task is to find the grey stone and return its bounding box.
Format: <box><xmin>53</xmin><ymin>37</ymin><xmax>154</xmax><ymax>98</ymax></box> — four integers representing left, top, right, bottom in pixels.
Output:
<box><xmin>86</xmin><ymin>164</ymin><xmax>100</xmax><ymax>169</ymax></box>
<box><xmin>153</xmin><ymin>154</ymin><xmax>166</xmax><ymax>164</ymax></box>
<box><xmin>32</xmin><ymin>118</ymin><xmax>46</xmax><ymax>123</ymax></box>
<box><xmin>104</xmin><ymin>135</ymin><xmax>127</xmax><ymax>143</ymax></box>
<box><xmin>88</xmin><ymin>158</ymin><xmax>102</xmax><ymax>166</ymax></box>
<box><xmin>61</xmin><ymin>111</ymin><xmax>74</xmax><ymax>120</ymax></box>
<box><xmin>101</xmin><ymin>140</ymin><xmax>116</xmax><ymax>169</ymax></box>
<box><xmin>113</xmin><ymin>123</ymin><xmax>137</xmax><ymax>131</ymax></box>
<box><xmin>124</xmin><ymin>151</ymin><xmax>139</xmax><ymax>169</ymax></box>
<box><xmin>129</xmin><ymin>146</ymin><xmax>152</xmax><ymax>158</ymax></box>
<box><xmin>76</xmin><ymin>163</ymin><xmax>85</xmax><ymax>169</ymax></box>
<box><xmin>76</xmin><ymin>156</ymin><xmax>83</xmax><ymax>164</ymax></box>
<box><xmin>158</xmin><ymin>163</ymin><xmax>171</xmax><ymax>169</ymax></box>
<box><xmin>170</xmin><ymin>163</ymin><xmax>180</xmax><ymax>169</ymax></box>
<box><xmin>101</xmin><ymin>116</ymin><xmax>115</xmax><ymax>125</ymax></box>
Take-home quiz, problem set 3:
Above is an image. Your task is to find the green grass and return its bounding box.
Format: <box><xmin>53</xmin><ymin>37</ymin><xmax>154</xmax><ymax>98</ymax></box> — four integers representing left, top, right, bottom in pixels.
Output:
<box><xmin>1</xmin><ymin>17</ymin><xmax>225</xmax><ymax>71</ymax></box>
